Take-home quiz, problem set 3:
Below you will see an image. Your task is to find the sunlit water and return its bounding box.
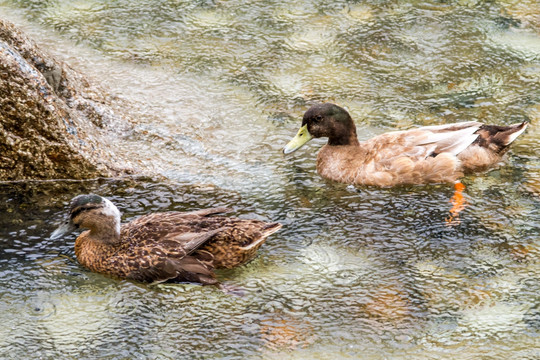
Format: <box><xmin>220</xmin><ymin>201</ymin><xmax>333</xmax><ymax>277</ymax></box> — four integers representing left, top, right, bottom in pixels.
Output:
<box><xmin>0</xmin><ymin>0</ymin><xmax>539</xmax><ymax>359</ymax></box>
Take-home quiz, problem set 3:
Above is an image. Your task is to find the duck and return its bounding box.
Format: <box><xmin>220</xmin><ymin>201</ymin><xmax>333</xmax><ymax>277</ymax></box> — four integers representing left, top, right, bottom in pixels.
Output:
<box><xmin>283</xmin><ymin>103</ymin><xmax>528</xmax><ymax>187</ymax></box>
<box><xmin>50</xmin><ymin>194</ymin><xmax>282</xmax><ymax>285</ymax></box>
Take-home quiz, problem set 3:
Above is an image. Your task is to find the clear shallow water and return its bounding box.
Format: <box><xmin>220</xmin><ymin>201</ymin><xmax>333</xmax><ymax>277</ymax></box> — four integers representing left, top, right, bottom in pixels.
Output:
<box><xmin>0</xmin><ymin>0</ymin><xmax>539</xmax><ymax>359</ymax></box>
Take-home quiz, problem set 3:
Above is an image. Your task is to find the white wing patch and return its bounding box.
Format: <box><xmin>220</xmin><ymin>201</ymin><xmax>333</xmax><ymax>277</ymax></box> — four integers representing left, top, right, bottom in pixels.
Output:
<box><xmin>413</xmin><ymin>122</ymin><xmax>482</xmax><ymax>156</ymax></box>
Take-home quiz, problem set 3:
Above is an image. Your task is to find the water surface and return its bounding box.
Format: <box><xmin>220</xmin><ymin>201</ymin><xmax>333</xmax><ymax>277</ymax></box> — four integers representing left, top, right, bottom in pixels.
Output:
<box><xmin>0</xmin><ymin>0</ymin><xmax>539</xmax><ymax>359</ymax></box>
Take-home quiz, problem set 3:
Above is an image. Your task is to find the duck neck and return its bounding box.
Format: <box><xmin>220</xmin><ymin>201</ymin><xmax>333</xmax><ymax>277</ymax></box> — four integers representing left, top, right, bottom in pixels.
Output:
<box><xmin>328</xmin><ymin>129</ymin><xmax>360</xmax><ymax>147</ymax></box>
<box><xmin>326</xmin><ymin>114</ymin><xmax>360</xmax><ymax>146</ymax></box>
<box><xmin>87</xmin><ymin>216</ymin><xmax>121</xmax><ymax>246</ymax></box>
<box><xmin>74</xmin><ymin>226</ymin><xmax>120</xmax><ymax>273</ymax></box>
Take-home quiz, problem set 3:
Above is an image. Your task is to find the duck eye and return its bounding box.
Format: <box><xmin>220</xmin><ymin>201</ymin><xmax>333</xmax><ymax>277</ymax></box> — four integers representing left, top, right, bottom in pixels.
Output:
<box><xmin>314</xmin><ymin>115</ymin><xmax>323</xmax><ymax>123</ymax></box>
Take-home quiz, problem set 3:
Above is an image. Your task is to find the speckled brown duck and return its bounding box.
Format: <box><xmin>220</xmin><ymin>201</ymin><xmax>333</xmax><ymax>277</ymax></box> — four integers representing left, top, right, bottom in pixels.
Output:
<box><xmin>51</xmin><ymin>194</ymin><xmax>282</xmax><ymax>285</ymax></box>
<box><xmin>283</xmin><ymin>103</ymin><xmax>528</xmax><ymax>187</ymax></box>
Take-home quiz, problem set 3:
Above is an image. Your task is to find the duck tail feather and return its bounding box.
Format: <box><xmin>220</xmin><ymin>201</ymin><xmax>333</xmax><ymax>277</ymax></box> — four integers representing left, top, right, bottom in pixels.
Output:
<box><xmin>239</xmin><ymin>222</ymin><xmax>282</xmax><ymax>251</ymax></box>
<box><xmin>261</xmin><ymin>222</ymin><xmax>283</xmax><ymax>237</ymax></box>
<box><xmin>474</xmin><ymin>122</ymin><xmax>528</xmax><ymax>151</ymax></box>
<box><xmin>502</xmin><ymin>121</ymin><xmax>528</xmax><ymax>146</ymax></box>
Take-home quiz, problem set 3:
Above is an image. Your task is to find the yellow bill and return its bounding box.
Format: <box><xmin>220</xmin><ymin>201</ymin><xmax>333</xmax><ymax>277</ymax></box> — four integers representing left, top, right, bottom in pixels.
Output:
<box><xmin>283</xmin><ymin>125</ymin><xmax>313</xmax><ymax>154</ymax></box>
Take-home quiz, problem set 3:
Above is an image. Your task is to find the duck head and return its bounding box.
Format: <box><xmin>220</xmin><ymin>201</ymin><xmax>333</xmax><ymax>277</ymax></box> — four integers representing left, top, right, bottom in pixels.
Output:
<box><xmin>283</xmin><ymin>103</ymin><xmax>358</xmax><ymax>154</ymax></box>
<box><xmin>50</xmin><ymin>194</ymin><xmax>121</xmax><ymax>241</ymax></box>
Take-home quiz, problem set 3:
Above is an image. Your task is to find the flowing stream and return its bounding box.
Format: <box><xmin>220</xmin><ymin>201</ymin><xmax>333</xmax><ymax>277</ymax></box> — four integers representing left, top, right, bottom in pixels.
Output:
<box><xmin>0</xmin><ymin>1</ymin><xmax>539</xmax><ymax>359</ymax></box>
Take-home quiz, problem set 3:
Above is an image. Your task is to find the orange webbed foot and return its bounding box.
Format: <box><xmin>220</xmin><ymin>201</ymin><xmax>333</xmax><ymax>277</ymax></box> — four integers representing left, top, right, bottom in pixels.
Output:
<box><xmin>445</xmin><ymin>181</ymin><xmax>467</xmax><ymax>226</ymax></box>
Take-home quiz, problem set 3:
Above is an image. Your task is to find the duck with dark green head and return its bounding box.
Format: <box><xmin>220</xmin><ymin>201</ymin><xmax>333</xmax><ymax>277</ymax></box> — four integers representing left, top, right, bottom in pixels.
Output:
<box><xmin>283</xmin><ymin>103</ymin><xmax>528</xmax><ymax>187</ymax></box>
<box><xmin>51</xmin><ymin>194</ymin><xmax>282</xmax><ymax>285</ymax></box>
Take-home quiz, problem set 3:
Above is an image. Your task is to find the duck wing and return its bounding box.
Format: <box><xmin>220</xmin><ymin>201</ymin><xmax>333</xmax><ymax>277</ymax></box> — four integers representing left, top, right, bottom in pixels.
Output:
<box><xmin>177</xmin><ymin>207</ymin><xmax>231</xmax><ymax>217</ymax></box>
<box><xmin>123</xmin><ymin>211</ymin><xmax>226</xmax><ymax>243</ymax></box>
<box><xmin>365</xmin><ymin>121</ymin><xmax>482</xmax><ymax>162</ymax></box>
<box><xmin>122</xmin><ymin>213</ymin><xmax>226</xmax><ymax>284</ymax></box>
<box><xmin>163</xmin><ymin>229</ymin><xmax>225</xmax><ymax>254</ymax></box>
<box><xmin>126</xmin><ymin>254</ymin><xmax>218</xmax><ymax>285</ymax></box>
<box><xmin>412</xmin><ymin>121</ymin><xmax>482</xmax><ymax>156</ymax></box>
<box><xmin>344</xmin><ymin>122</ymin><xmax>484</xmax><ymax>185</ymax></box>
<box><xmin>124</xmin><ymin>229</ymin><xmax>223</xmax><ymax>285</ymax></box>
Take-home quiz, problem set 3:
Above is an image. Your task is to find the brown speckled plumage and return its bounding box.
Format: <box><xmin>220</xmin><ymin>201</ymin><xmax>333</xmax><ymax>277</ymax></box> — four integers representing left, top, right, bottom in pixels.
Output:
<box><xmin>52</xmin><ymin>196</ymin><xmax>281</xmax><ymax>285</ymax></box>
<box><xmin>284</xmin><ymin>103</ymin><xmax>528</xmax><ymax>186</ymax></box>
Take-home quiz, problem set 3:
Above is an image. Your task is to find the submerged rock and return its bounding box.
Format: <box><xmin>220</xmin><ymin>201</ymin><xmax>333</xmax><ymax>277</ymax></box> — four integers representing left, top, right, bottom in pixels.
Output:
<box><xmin>0</xmin><ymin>19</ymin><xmax>133</xmax><ymax>180</ymax></box>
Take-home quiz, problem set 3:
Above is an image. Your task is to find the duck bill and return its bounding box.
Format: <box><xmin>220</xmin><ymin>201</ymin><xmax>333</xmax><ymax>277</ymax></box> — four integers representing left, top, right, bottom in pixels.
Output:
<box><xmin>50</xmin><ymin>221</ymin><xmax>77</xmax><ymax>239</ymax></box>
<box><xmin>283</xmin><ymin>125</ymin><xmax>313</xmax><ymax>154</ymax></box>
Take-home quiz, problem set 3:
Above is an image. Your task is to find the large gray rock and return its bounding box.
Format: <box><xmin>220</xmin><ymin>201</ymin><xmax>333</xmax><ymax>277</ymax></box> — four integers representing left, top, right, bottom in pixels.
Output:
<box><xmin>0</xmin><ymin>19</ymin><xmax>133</xmax><ymax>180</ymax></box>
